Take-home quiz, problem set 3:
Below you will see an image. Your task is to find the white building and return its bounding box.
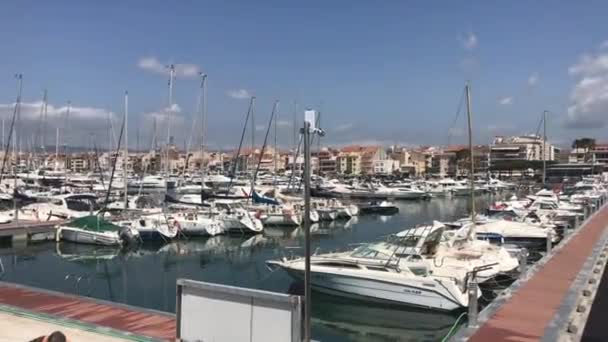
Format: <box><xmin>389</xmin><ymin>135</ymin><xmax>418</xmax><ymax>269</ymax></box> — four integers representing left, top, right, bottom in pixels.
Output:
<box><xmin>490</xmin><ymin>135</ymin><xmax>557</xmax><ymax>163</ymax></box>
<box><xmin>373</xmin><ymin>159</ymin><xmax>400</xmax><ymax>175</ymax></box>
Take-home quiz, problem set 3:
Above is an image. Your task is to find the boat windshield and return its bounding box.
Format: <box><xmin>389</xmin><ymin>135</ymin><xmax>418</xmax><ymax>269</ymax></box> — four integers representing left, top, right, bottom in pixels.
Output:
<box><xmin>350</xmin><ymin>245</ymin><xmax>391</xmax><ymax>260</ymax></box>
<box><xmin>66</xmin><ymin>198</ymin><xmax>100</xmax><ymax>212</ymax></box>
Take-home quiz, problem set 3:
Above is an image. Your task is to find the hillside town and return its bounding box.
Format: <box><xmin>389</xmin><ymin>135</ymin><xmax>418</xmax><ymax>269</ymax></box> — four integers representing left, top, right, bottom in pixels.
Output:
<box><xmin>4</xmin><ymin>134</ymin><xmax>605</xmax><ymax>180</ymax></box>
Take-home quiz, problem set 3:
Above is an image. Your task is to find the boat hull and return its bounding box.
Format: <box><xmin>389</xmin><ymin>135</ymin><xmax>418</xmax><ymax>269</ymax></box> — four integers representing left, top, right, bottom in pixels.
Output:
<box><xmin>282</xmin><ymin>267</ymin><xmax>466</xmax><ymax>311</ymax></box>
<box><xmin>58</xmin><ymin>227</ymin><xmax>121</xmax><ymax>246</ymax></box>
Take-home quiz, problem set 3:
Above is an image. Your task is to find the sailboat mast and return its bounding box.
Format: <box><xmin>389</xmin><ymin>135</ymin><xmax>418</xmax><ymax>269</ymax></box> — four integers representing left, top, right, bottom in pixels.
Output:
<box><xmin>293</xmin><ymin>101</ymin><xmax>297</xmax><ymax>151</ymax></box>
<box><xmin>465</xmin><ymin>82</ymin><xmax>476</xmax><ymax>229</ymax></box>
<box><xmin>200</xmin><ymin>73</ymin><xmax>208</xmax><ymax>185</ymax></box>
<box><xmin>250</xmin><ymin>96</ymin><xmax>256</xmax><ymax>181</ymax></box>
<box><xmin>166</xmin><ymin>64</ymin><xmax>175</xmax><ymax>175</ymax></box>
<box><xmin>42</xmin><ymin>89</ymin><xmax>48</xmax><ymax>154</ymax></box>
<box><xmin>13</xmin><ymin>74</ymin><xmax>23</xmax><ymax>223</ymax></box>
<box><xmin>55</xmin><ymin>127</ymin><xmax>59</xmax><ymax>171</ymax></box>
<box><xmin>542</xmin><ymin>110</ymin><xmax>547</xmax><ymax>186</ymax></box>
<box><xmin>274</xmin><ymin>101</ymin><xmax>279</xmax><ymax>185</ymax></box>
<box><xmin>124</xmin><ymin>91</ymin><xmax>129</xmax><ymax>209</ymax></box>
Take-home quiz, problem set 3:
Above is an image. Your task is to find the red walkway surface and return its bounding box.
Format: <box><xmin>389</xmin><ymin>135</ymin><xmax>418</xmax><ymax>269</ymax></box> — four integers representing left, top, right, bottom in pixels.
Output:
<box><xmin>0</xmin><ymin>283</ymin><xmax>176</xmax><ymax>341</ymax></box>
<box><xmin>470</xmin><ymin>206</ymin><xmax>608</xmax><ymax>342</ymax></box>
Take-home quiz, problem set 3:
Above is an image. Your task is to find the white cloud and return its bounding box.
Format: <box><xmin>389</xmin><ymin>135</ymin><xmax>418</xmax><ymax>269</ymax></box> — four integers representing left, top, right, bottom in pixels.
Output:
<box><xmin>528</xmin><ymin>72</ymin><xmax>539</xmax><ymax>86</ymax></box>
<box><xmin>137</xmin><ymin>56</ymin><xmax>201</xmax><ymax>78</ymax></box>
<box><xmin>255</xmin><ymin>124</ymin><xmax>266</xmax><ymax>131</ymax></box>
<box><xmin>0</xmin><ymin>101</ymin><xmax>114</xmax><ymax>121</ymax></box>
<box><xmin>334</xmin><ymin>122</ymin><xmax>354</xmax><ymax>133</ymax></box>
<box><xmin>498</xmin><ymin>97</ymin><xmax>513</xmax><ymax>105</ymax></box>
<box><xmin>566</xmin><ymin>45</ymin><xmax>608</xmax><ymax>128</ymax></box>
<box><xmin>0</xmin><ymin>101</ymin><xmax>117</xmax><ymax>147</ymax></box>
<box><xmin>568</xmin><ymin>54</ymin><xmax>608</xmax><ymax>76</ymax></box>
<box><xmin>276</xmin><ymin>120</ymin><xmax>290</xmax><ymax>127</ymax></box>
<box><xmin>227</xmin><ymin>89</ymin><xmax>252</xmax><ymax>100</ymax></box>
<box><xmin>143</xmin><ymin>103</ymin><xmax>183</xmax><ymax>122</ymax></box>
<box><xmin>459</xmin><ymin>32</ymin><xmax>478</xmax><ymax>50</ymax></box>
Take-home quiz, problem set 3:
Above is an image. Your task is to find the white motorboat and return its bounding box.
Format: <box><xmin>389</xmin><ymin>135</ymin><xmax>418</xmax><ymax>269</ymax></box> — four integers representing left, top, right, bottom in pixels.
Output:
<box><xmin>387</xmin><ymin>222</ymin><xmax>519</xmax><ymax>284</ymax></box>
<box><xmin>57</xmin><ymin>215</ymin><xmax>139</xmax><ymax>246</ymax></box>
<box><xmin>117</xmin><ymin>213</ymin><xmax>179</xmax><ymax>241</ymax></box>
<box><xmin>268</xmin><ymin>243</ymin><xmax>478</xmax><ymax>311</ymax></box>
<box><xmin>17</xmin><ymin>193</ymin><xmax>99</xmax><ymax>221</ymax></box>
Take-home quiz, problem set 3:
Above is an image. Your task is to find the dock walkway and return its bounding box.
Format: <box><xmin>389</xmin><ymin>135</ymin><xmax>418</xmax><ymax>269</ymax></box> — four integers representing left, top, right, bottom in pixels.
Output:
<box><xmin>0</xmin><ymin>220</ymin><xmax>60</xmax><ymax>240</ymax></box>
<box><xmin>0</xmin><ymin>281</ymin><xmax>175</xmax><ymax>341</ymax></box>
<box><xmin>455</xmin><ymin>203</ymin><xmax>608</xmax><ymax>341</ymax></box>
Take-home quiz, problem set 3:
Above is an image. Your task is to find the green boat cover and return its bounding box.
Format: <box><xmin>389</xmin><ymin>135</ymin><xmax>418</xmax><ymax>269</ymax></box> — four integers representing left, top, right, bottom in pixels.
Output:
<box><xmin>65</xmin><ymin>215</ymin><xmax>121</xmax><ymax>232</ymax></box>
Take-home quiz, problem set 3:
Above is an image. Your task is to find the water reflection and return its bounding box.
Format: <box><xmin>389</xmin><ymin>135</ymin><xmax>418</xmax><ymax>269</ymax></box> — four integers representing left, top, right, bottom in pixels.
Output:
<box><xmin>311</xmin><ymin>292</ymin><xmax>456</xmax><ymax>342</ymax></box>
<box><xmin>0</xmin><ymin>195</ymin><xmax>508</xmax><ymax>342</ymax></box>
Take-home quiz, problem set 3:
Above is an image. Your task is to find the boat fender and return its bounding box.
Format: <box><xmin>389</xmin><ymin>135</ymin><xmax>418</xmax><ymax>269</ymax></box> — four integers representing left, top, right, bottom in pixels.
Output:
<box><xmin>255</xmin><ymin>210</ymin><xmax>262</xmax><ymax>219</ymax></box>
<box><xmin>55</xmin><ymin>226</ymin><xmax>61</xmax><ymax>242</ymax></box>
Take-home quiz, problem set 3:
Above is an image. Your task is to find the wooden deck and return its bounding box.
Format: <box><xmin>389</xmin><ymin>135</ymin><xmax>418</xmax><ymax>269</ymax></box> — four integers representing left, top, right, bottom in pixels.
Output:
<box><xmin>0</xmin><ymin>220</ymin><xmax>60</xmax><ymax>238</ymax></box>
<box><xmin>468</xmin><ymin>204</ymin><xmax>608</xmax><ymax>341</ymax></box>
<box><xmin>0</xmin><ymin>281</ymin><xmax>176</xmax><ymax>341</ymax></box>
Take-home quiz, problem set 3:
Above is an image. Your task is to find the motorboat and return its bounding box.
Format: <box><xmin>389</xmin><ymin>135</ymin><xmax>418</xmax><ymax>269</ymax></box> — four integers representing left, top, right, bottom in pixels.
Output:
<box><xmin>386</xmin><ymin>222</ymin><xmax>519</xmax><ymax>284</ymax></box>
<box><xmin>267</xmin><ymin>239</ymin><xmax>478</xmax><ymax>311</ymax></box>
<box><xmin>16</xmin><ymin>193</ymin><xmax>100</xmax><ymax>221</ymax></box>
<box><xmin>56</xmin><ymin>215</ymin><xmax>139</xmax><ymax>246</ymax></box>
<box><xmin>358</xmin><ymin>200</ymin><xmax>399</xmax><ymax>215</ymax></box>
<box><xmin>117</xmin><ymin>213</ymin><xmax>179</xmax><ymax>241</ymax></box>
<box><xmin>128</xmin><ymin>175</ymin><xmax>167</xmax><ymax>192</ymax></box>
<box><xmin>444</xmin><ymin>218</ymin><xmax>558</xmax><ymax>249</ymax></box>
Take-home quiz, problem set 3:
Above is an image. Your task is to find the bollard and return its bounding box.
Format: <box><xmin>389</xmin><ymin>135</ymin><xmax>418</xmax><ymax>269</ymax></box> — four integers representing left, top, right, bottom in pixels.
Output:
<box><xmin>546</xmin><ymin>230</ymin><xmax>553</xmax><ymax>254</ymax></box>
<box><xmin>467</xmin><ymin>278</ymin><xmax>478</xmax><ymax>328</ymax></box>
<box><xmin>564</xmin><ymin>223</ymin><xmax>571</xmax><ymax>238</ymax></box>
<box><xmin>574</xmin><ymin>215</ymin><xmax>580</xmax><ymax>230</ymax></box>
<box><xmin>518</xmin><ymin>250</ymin><xmax>528</xmax><ymax>275</ymax></box>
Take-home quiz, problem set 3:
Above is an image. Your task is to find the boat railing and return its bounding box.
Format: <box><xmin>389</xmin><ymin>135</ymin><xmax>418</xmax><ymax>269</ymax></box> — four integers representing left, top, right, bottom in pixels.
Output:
<box><xmin>384</xmin><ymin>225</ymin><xmax>429</xmax><ymax>269</ymax></box>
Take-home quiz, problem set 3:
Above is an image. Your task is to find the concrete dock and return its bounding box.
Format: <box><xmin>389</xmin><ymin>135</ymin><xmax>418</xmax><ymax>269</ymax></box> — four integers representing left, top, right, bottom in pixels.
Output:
<box><xmin>0</xmin><ymin>310</ymin><xmax>130</xmax><ymax>342</ymax></box>
<box><xmin>0</xmin><ymin>220</ymin><xmax>60</xmax><ymax>246</ymax></box>
<box><xmin>0</xmin><ymin>281</ymin><xmax>175</xmax><ymax>341</ymax></box>
<box><xmin>453</xmin><ymin>200</ymin><xmax>608</xmax><ymax>341</ymax></box>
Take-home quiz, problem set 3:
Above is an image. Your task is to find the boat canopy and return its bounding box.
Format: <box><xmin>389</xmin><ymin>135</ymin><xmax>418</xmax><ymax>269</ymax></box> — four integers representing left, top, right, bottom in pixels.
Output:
<box><xmin>65</xmin><ymin>215</ymin><xmax>122</xmax><ymax>232</ymax></box>
<box><xmin>252</xmin><ymin>190</ymin><xmax>280</xmax><ymax>206</ymax></box>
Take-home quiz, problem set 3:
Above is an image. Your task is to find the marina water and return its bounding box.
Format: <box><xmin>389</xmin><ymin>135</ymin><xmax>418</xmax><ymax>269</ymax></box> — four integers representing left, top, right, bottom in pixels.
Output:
<box><xmin>1</xmin><ymin>194</ymin><xmax>506</xmax><ymax>342</ymax></box>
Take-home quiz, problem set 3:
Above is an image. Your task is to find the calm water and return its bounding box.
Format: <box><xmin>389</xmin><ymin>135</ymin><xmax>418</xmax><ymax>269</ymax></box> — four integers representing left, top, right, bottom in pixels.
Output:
<box><xmin>0</xmin><ymin>195</ymin><xmax>506</xmax><ymax>342</ymax></box>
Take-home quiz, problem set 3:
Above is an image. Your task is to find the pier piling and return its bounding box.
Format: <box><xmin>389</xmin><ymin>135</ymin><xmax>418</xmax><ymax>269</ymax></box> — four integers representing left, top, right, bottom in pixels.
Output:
<box><xmin>467</xmin><ymin>278</ymin><xmax>478</xmax><ymax>328</ymax></box>
<box><xmin>518</xmin><ymin>250</ymin><xmax>528</xmax><ymax>274</ymax></box>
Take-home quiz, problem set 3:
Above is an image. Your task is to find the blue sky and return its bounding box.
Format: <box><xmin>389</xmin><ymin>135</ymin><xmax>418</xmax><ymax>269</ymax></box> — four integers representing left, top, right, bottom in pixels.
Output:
<box><xmin>1</xmin><ymin>1</ymin><xmax>608</xmax><ymax>149</ymax></box>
